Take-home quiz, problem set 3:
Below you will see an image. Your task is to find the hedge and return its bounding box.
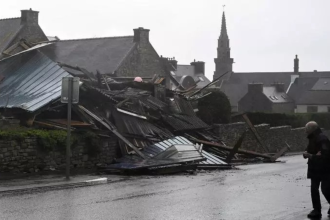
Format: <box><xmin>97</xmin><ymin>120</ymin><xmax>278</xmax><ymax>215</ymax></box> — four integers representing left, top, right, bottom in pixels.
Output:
<box><xmin>232</xmin><ymin>112</ymin><xmax>330</xmax><ymax>129</ymax></box>
<box><xmin>0</xmin><ymin>129</ymin><xmax>99</xmax><ymax>154</ymax></box>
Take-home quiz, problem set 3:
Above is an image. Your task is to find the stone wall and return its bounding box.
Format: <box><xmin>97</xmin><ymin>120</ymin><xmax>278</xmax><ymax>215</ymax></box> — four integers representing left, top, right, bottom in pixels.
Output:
<box><xmin>0</xmin><ymin>119</ymin><xmax>20</xmax><ymax>129</ymax></box>
<box><xmin>0</xmin><ymin>136</ymin><xmax>118</xmax><ymax>173</ymax></box>
<box><xmin>216</xmin><ymin>123</ymin><xmax>330</xmax><ymax>153</ymax></box>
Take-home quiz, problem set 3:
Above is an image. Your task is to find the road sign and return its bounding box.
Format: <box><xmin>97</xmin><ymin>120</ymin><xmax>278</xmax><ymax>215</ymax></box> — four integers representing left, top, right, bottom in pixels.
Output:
<box><xmin>61</xmin><ymin>77</ymin><xmax>80</xmax><ymax>104</ymax></box>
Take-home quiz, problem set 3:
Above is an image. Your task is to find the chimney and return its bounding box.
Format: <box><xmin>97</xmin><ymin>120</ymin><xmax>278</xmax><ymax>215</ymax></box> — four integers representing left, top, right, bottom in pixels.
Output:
<box><xmin>21</xmin><ymin>9</ymin><xmax>39</xmax><ymax>25</ymax></box>
<box><xmin>160</xmin><ymin>56</ymin><xmax>177</xmax><ymax>71</ymax></box>
<box><xmin>168</xmin><ymin>57</ymin><xmax>177</xmax><ymax>70</ymax></box>
<box><xmin>190</xmin><ymin>61</ymin><xmax>205</xmax><ymax>75</ymax></box>
<box><xmin>248</xmin><ymin>83</ymin><xmax>263</xmax><ymax>94</ymax></box>
<box><xmin>294</xmin><ymin>55</ymin><xmax>299</xmax><ymax>73</ymax></box>
<box><xmin>271</xmin><ymin>83</ymin><xmax>285</xmax><ymax>92</ymax></box>
<box><xmin>133</xmin><ymin>27</ymin><xmax>150</xmax><ymax>44</ymax></box>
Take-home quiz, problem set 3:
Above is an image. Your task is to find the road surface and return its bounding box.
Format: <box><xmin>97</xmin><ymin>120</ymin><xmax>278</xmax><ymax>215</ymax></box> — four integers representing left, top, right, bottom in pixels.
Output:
<box><xmin>0</xmin><ymin>155</ymin><xmax>328</xmax><ymax>220</ymax></box>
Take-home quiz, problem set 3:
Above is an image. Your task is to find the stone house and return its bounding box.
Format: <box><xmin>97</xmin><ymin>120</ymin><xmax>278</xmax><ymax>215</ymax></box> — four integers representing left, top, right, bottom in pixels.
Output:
<box><xmin>1</xmin><ymin>9</ymin><xmax>167</xmax><ymax>82</ymax></box>
<box><xmin>238</xmin><ymin>83</ymin><xmax>295</xmax><ymax>113</ymax></box>
<box><xmin>0</xmin><ymin>9</ymin><xmax>48</xmax><ymax>59</ymax></box>
<box><xmin>39</xmin><ymin>27</ymin><xmax>165</xmax><ymax>80</ymax></box>
<box><xmin>287</xmin><ymin>77</ymin><xmax>330</xmax><ymax>113</ymax></box>
<box><xmin>215</xmin><ymin>11</ymin><xmax>330</xmax><ymax>112</ymax></box>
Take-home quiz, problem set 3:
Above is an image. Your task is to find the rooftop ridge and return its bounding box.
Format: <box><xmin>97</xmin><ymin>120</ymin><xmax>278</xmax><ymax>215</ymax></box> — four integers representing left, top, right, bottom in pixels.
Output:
<box><xmin>55</xmin><ymin>35</ymin><xmax>134</xmax><ymax>42</ymax></box>
<box><xmin>0</xmin><ymin>17</ymin><xmax>20</xmax><ymax>21</ymax></box>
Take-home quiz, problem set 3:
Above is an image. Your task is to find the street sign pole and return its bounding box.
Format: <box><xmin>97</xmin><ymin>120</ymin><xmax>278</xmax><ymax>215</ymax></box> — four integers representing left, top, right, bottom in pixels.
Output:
<box><xmin>61</xmin><ymin>76</ymin><xmax>80</xmax><ymax>180</ymax></box>
<box><xmin>66</xmin><ymin>77</ymin><xmax>73</xmax><ymax>180</ymax></box>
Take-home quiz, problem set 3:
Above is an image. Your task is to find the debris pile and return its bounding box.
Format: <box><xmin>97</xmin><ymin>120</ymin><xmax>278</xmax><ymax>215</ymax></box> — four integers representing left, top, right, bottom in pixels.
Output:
<box><xmin>0</xmin><ymin>49</ymin><xmax>290</xmax><ymax>174</ymax></box>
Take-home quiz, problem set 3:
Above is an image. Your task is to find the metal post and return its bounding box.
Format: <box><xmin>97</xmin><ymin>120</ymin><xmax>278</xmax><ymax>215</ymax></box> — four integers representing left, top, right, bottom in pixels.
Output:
<box><xmin>66</xmin><ymin>77</ymin><xmax>73</xmax><ymax>180</ymax></box>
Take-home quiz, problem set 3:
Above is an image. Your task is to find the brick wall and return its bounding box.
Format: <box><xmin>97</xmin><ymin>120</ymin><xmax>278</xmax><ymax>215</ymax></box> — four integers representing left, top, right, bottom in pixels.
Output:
<box><xmin>216</xmin><ymin>123</ymin><xmax>330</xmax><ymax>153</ymax></box>
<box><xmin>0</xmin><ymin>136</ymin><xmax>118</xmax><ymax>173</ymax></box>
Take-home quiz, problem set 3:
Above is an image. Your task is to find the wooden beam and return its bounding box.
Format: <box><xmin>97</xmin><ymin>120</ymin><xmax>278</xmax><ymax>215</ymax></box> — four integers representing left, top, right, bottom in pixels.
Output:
<box><xmin>78</xmin><ymin>105</ymin><xmax>147</xmax><ymax>159</ymax></box>
<box><xmin>187</xmin><ymin>136</ymin><xmax>273</xmax><ymax>160</ymax></box>
<box><xmin>101</xmin><ymin>74</ymin><xmax>111</xmax><ymax>91</ymax></box>
<box><xmin>242</xmin><ymin>114</ymin><xmax>269</xmax><ymax>152</ymax></box>
<box><xmin>226</xmin><ymin>130</ymin><xmax>246</xmax><ymax>163</ymax></box>
<box><xmin>270</xmin><ymin>142</ymin><xmax>291</xmax><ymax>162</ymax></box>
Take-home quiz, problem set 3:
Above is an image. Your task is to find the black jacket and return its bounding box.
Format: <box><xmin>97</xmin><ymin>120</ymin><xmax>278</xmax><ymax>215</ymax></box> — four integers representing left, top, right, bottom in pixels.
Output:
<box><xmin>306</xmin><ymin>128</ymin><xmax>330</xmax><ymax>179</ymax></box>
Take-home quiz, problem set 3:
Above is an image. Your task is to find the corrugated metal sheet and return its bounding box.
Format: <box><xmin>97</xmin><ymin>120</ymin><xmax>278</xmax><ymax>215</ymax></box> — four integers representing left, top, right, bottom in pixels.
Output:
<box><xmin>143</xmin><ymin>136</ymin><xmax>227</xmax><ymax>165</ymax></box>
<box><xmin>108</xmin><ymin>136</ymin><xmax>206</xmax><ymax>171</ymax></box>
<box><xmin>0</xmin><ymin>50</ymin><xmax>70</xmax><ymax>112</ymax></box>
<box><xmin>113</xmin><ymin>110</ymin><xmax>173</xmax><ymax>141</ymax></box>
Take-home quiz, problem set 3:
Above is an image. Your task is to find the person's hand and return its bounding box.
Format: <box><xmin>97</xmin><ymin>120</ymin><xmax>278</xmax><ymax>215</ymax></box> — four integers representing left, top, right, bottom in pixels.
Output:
<box><xmin>303</xmin><ymin>152</ymin><xmax>312</xmax><ymax>159</ymax></box>
<box><xmin>316</xmin><ymin>151</ymin><xmax>321</xmax><ymax>156</ymax></box>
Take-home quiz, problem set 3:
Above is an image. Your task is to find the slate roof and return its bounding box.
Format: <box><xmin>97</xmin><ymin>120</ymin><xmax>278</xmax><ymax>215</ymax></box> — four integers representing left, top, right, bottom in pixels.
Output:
<box><xmin>311</xmin><ymin>78</ymin><xmax>330</xmax><ymax>91</ymax></box>
<box><xmin>287</xmin><ymin>77</ymin><xmax>330</xmax><ymax>105</ymax></box>
<box><xmin>294</xmin><ymin>91</ymin><xmax>330</xmax><ymax>105</ymax></box>
<box><xmin>0</xmin><ymin>50</ymin><xmax>70</xmax><ymax>112</ymax></box>
<box><xmin>221</xmin><ymin>71</ymin><xmax>330</xmax><ymax>108</ymax></box>
<box><xmin>262</xmin><ymin>86</ymin><xmax>293</xmax><ymax>103</ymax></box>
<box><xmin>221</xmin><ymin>72</ymin><xmax>293</xmax><ymax>107</ymax></box>
<box><xmin>0</xmin><ymin>18</ymin><xmax>21</xmax><ymax>54</ymax></box>
<box><xmin>39</xmin><ymin>36</ymin><xmax>136</xmax><ymax>75</ymax></box>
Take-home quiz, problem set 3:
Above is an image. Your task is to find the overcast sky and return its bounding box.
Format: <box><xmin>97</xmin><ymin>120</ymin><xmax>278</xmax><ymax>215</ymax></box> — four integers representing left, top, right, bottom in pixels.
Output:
<box><xmin>1</xmin><ymin>0</ymin><xmax>330</xmax><ymax>79</ymax></box>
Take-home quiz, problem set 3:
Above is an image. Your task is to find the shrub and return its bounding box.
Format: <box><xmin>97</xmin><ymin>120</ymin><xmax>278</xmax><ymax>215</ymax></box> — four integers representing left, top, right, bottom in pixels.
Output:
<box><xmin>197</xmin><ymin>89</ymin><xmax>231</xmax><ymax>124</ymax></box>
<box><xmin>0</xmin><ymin>129</ymin><xmax>99</xmax><ymax>155</ymax></box>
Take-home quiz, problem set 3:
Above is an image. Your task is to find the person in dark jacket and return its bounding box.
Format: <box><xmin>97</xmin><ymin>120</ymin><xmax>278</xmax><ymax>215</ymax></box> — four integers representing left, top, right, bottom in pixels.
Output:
<box><xmin>303</xmin><ymin>121</ymin><xmax>330</xmax><ymax>218</ymax></box>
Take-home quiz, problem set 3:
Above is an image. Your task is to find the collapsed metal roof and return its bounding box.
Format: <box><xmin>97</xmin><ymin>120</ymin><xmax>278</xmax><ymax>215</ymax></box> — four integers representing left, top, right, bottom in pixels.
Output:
<box><xmin>105</xmin><ymin>136</ymin><xmax>228</xmax><ymax>172</ymax></box>
<box><xmin>0</xmin><ymin>50</ymin><xmax>70</xmax><ymax>112</ymax></box>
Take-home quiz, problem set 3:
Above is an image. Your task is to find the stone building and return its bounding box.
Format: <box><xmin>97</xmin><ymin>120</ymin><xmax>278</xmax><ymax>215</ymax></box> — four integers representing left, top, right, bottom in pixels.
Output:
<box><xmin>39</xmin><ymin>27</ymin><xmax>165</xmax><ymax>79</ymax></box>
<box><xmin>239</xmin><ymin>83</ymin><xmax>294</xmax><ymax>113</ymax></box>
<box><xmin>215</xmin><ymin>11</ymin><xmax>330</xmax><ymax>112</ymax></box>
<box><xmin>0</xmin><ymin>9</ymin><xmax>167</xmax><ymax>81</ymax></box>
<box><xmin>0</xmin><ymin>9</ymin><xmax>48</xmax><ymax>59</ymax></box>
<box><xmin>287</xmin><ymin>77</ymin><xmax>330</xmax><ymax>113</ymax></box>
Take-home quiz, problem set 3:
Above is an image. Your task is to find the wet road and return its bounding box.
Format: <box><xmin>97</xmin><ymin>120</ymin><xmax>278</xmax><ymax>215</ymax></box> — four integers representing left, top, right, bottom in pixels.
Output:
<box><xmin>0</xmin><ymin>155</ymin><xmax>329</xmax><ymax>220</ymax></box>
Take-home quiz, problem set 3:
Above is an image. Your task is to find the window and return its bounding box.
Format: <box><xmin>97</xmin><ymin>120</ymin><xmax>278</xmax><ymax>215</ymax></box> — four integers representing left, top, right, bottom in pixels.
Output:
<box><xmin>269</xmin><ymin>96</ymin><xmax>278</xmax><ymax>100</ymax></box>
<box><xmin>198</xmin><ymin>76</ymin><xmax>204</xmax><ymax>82</ymax></box>
<box><xmin>307</xmin><ymin>106</ymin><xmax>318</xmax><ymax>113</ymax></box>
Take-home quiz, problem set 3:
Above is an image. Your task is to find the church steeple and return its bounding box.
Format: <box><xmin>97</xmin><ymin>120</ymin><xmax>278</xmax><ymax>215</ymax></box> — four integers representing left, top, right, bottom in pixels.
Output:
<box><xmin>220</xmin><ymin>11</ymin><xmax>228</xmax><ymax>38</ymax></box>
<box><xmin>214</xmin><ymin>10</ymin><xmax>234</xmax><ymax>83</ymax></box>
